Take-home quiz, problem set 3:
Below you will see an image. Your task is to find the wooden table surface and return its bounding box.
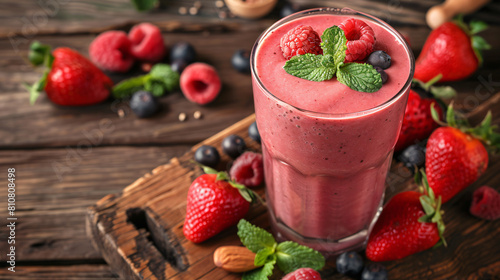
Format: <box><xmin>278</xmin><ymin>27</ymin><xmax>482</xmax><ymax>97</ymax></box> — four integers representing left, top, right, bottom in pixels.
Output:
<box><xmin>0</xmin><ymin>0</ymin><xmax>499</xmax><ymax>279</ymax></box>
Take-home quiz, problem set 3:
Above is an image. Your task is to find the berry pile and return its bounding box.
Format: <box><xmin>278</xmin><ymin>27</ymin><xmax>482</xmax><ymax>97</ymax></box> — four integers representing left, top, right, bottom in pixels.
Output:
<box><xmin>280</xmin><ymin>18</ymin><xmax>392</xmax><ymax>87</ymax></box>
<box><xmin>336</xmin><ymin>251</ymin><xmax>388</xmax><ymax>280</ymax></box>
<box><xmin>189</xmin><ymin>124</ymin><xmax>263</xmax><ymax>243</ymax></box>
<box><xmin>90</xmin><ymin>23</ymin><xmax>165</xmax><ymax>73</ymax></box>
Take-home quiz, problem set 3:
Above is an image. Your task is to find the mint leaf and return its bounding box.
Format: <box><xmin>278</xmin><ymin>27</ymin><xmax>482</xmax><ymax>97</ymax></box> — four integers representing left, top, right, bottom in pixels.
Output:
<box><xmin>275</xmin><ymin>241</ymin><xmax>325</xmax><ymax>274</ymax></box>
<box><xmin>337</xmin><ymin>63</ymin><xmax>382</xmax><ymax>93</ymax></box>
<box><xmin>112</xmin><ymin>76</ymin><xmax>148</xmax><ymax>99</ymax></box>
<box><xmin>284</xmin><ymin>54</ymin><xmax>335</xmax><ymax>82</ymax></box>
<box><xmin>242</xmin><ymin>256</ymin><xmax>276</xmax><ymax>280</ymax></box>
<box><xmin>112</xmin><ymin>63</ymin><xmax>179</xmax><ymax>99</ymax></box>
<box><xmin>149</xmin><ymin>64</ymin><xmax>180</xmax><ymax>92</ymax></box>
<box><xmin>237</xmin><ymin>219</ymin><xmax>277</xmax><ymax>253</ymax></box>
<box><xmin>131</xmin><ymin>0</ymin><xmax>158</xmax><ymax>11</ymax></box>
<box><xmin>321</xmin><ymin>26</ymin><xmax>347</xmax><ymax>66</ymax></box>
<box><xmin>254</xmin><ymin>247</ymin><xmax>275</xmax><ymax>266</ymax></box>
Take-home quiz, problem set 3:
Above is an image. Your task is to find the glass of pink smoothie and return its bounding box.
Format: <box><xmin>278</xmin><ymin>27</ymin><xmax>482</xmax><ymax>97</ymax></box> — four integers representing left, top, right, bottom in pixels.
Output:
<box><xmin>251</xmin><ymin>8</ymin><xmax>414</xmax><ymax>256</ymax></box>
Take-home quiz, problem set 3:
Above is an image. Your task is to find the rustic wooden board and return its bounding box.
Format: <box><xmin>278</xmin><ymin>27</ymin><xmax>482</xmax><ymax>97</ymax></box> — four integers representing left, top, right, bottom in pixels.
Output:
<box><xmin>87</xmin><ymin>105</ymin><xmax>500</xmax><ymax>280</ymax></box>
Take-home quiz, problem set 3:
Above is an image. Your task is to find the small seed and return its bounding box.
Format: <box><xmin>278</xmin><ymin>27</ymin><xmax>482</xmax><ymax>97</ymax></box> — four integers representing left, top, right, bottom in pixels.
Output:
<box><xmin>189</xmin><ymin>7</ymin><xmax>198</xmax><ymax>15</ymax></box>
<box><xmin>194</xmin><ymin>111</ymin><xmax>202</xmax><ymax>119</ymax></box>
<box><xmin>179</xmin><ymin>112</ymin><xmax>187</xmax><ymax>122</ymax></box>
<box><xmin>117</xmin><ymin>108</ymin><xmax>125</xmax><ymax>118</ymax></box>
<box><xmin>178</xmin><ymin>6</ymin><xmax>188</xmax><ymax>15</ymax></box>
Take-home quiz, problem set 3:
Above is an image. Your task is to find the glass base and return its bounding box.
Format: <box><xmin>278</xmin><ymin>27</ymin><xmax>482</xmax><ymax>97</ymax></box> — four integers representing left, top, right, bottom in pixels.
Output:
<box><xmin>268</xmin><ymin>193</ymin><xmax>384</xmax><ymax>259</ymax></box>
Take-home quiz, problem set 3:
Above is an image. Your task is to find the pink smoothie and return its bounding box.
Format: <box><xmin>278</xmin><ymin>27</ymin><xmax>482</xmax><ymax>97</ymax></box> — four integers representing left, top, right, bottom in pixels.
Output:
<box><xmin>251</xmin><ymin>9</ymin><xmax>413</xmax><ymax>254</ymax></box>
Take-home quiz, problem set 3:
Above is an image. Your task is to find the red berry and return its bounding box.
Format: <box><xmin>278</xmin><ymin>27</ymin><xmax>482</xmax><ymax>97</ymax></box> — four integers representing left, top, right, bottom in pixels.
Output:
<box><xmin>183</xmin><ymin>174</ymin><xmax>250</xmax><ymax>243</ymax></box>
<box><xmin>338</xmin><ymin>18</ymin><xmax>375</xmax><ymax>62</ymax></box>
<box><xmin>282</xmin><ymin>268</ymin><xmax>322</xmax><ymax>280</ymax></box>
<box><xmin>45</xmin><ymin>48</ymin><xmax>113</xmax><ymax>106</ymax></box>
<box><xmin>180</xmin><ymin>63</ymin><xmax>221</xmax><ymax>105</ymax></box>
<box><xmin>128</xmin><ymin>23</ymin><xmax>165</xmax><ymax>62</ymax></box>
<box><xmin>230</xmin><ymin>152</ymin><xmax>263</xmax><ymax>188</ymax></box>
<box><xmin>89</xmin><ymin>31</ymin><xmax>134</xmax><ymax>73</ymax></box>
<box><xmin>470</xmin><ymin>186</ymin><xmax>500</xmax><ymax>220</ymax></box>
<box><xmin>280</xmin><ymin>25</ymin><xmax>322</xmax><ymax>60</ymax></box>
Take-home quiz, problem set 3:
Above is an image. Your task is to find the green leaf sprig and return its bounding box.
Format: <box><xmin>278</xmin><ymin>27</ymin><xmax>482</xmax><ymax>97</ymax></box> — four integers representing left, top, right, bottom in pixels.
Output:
<box><xmin>237</xmin><ymin>219</ymin><xmax>325</xmax><ymax>280</ymax></box>
<box><xmin>283</xmin><ymin>26</ymin><xmax>382</xmax><ymax>93</ymax></box>
<box><xmin>112</xmin><ymin>63</ymin><xmax>179</xmax><ymax>99</ymax></box>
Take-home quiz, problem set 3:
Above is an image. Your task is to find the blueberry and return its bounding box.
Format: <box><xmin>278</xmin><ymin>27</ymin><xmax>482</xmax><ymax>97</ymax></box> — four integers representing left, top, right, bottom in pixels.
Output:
<box><xmin>170</xmin><ymin>42</ymin><xmax>196</xmax><ymax>64</ymax></box>
<box><xmin>366</xmin><ymin>51</ymin><xmax>391</xmax><ymax>69</ymax></box>
<box><xmin>361</xmin><ymin>263</ymin><xmax>388</xmax><ymax>280</ymax></box>
<box><xmin>248</xmin><ymin>121</ymin><xmax>261</xmax><ymax>143</ymax></box>
<box><xmin>397</xmin><ymin>143</ymin><xmax>426</xmax><ymax>173</ymax></box>
<box><xmin>222</xmin><ymin>134</ymin><xmax>246</xmax><ymax>158</ymax></box>
<box><xmin>336</xmin><ymin>251</ymin><xmax>364</xmax><ymax>277</ymax></box>
<box><xmin>231</xmin><ymin>49</ymin><xmax>251</xmax><ymax>74</ymax></box>
<box><xmin>280</xmin><ymin>2</ymin><xmax>300</xmax><ymax>18</ymax></box>
<box><xmin>130</xmin><ymin>91</ymin><xmax>158</xmax><ymax>118</ymax></box>
<box><xmin>194</xmin><ymin>145</ymin><xmax>220</xmax><ymax>168</ymax></box>
<box><xmin>171</xmin><ymin>59</ymin><xmax>188</xmax><ymax>74</ymax></box>
<box><xmin>374</xmin><ymin>67</ymin><xmax>388</xmax><ymax>84</ymax></box>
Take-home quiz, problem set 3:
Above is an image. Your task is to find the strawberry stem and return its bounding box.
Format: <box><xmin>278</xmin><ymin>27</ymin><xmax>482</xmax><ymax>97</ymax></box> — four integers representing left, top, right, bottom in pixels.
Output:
<box><xmin>416</xmin><ymin>169</ymin><xmax>447</xmax><ymax>247</ymax></box>
<box><xmin>26</xmin><ymin>41</ymin><xmax>54</xmax><ymax>105</ymax></box>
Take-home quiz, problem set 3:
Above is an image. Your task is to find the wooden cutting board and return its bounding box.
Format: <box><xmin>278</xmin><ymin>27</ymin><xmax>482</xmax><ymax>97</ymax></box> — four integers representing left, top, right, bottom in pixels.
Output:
<box><xmin>86</xmin><ymin>94</ymin><xmax>500</xmax><ymax>279</ymax></box>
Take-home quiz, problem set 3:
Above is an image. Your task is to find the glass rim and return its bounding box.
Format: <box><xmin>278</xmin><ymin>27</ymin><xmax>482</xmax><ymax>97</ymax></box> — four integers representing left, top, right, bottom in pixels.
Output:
<box><xmin>250</xmin><ymin>7</ymin><xmax>415</xmax><ymax>118</ymax></box>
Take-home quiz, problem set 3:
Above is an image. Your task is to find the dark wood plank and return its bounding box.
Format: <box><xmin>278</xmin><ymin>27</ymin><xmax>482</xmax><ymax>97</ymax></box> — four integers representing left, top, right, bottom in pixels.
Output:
<box><xmin>0</xmin><ymin>264</ymin><xmax>119</xmax><ymax>279</ymax></box>
<box><xmin>0</xmin><ymin>145</ymin><xmax>189</xmax><ymax>262</ymax></box>
<box><xmin>2</xmin><ymin>0</ymin><xmax>500</xmax><ymax>40</ymax></box>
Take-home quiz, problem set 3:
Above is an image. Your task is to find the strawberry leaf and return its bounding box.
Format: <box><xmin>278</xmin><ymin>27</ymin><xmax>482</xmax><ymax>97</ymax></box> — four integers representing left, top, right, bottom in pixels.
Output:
<box><xmin>469</xmin><ymin>20</ymin><xmax>488</xmax><ymax>35</ymax></box>
<box><xmin>131</xmin><ymin>0</ymin><xmax>158</xmax><ymax>11</ymax></box>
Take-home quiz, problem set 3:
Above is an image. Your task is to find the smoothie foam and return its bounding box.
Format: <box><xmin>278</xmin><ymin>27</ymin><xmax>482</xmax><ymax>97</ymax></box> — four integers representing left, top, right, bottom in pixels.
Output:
<box><xmin>252</xmin><ymin>9</ymin><xmax>413</xmax><ymax>254</ymax></box>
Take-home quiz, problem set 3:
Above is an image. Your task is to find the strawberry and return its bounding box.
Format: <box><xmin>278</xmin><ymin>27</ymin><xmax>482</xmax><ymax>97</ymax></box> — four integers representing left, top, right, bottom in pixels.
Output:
<box><xmin>395</xmin><ymin>75</ymin><xmax>455</xmax><ymax>152</ymax></box>
<box><xmin>183</xmin><ymin>167</ymin><xmax>256</xmax><ymax>243</ymax></box>
<box><xmin>27</xmin><ymin>41</ymin><xmax>113</xmax><ymax>106</ymax></box>
<box><xmin>414</xmin><ymin>18</ymin><xmax>490</xmax><ymax>83</ymax></box>
<box><xmin>425</xmin><ymin>104</ymin><xmax>499</xmax><ymax>203</ymax></box>
<box><xmin>366</xmin><ymin>170</ymin><xmax>446</xmax><ymax>262</ymax></box>
<box><xmin>282</xmin><ymin>268</ymin><xmax>322</xmax><ymax>280</ymax></box>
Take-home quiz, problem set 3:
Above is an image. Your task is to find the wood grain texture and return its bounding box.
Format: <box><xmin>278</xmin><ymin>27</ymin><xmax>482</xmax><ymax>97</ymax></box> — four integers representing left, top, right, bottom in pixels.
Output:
<box><xmin>86</xmin><ymin>110</ymin><xmax>500</xmax><ymax>279</ymax></box>
<box><xmin>0</xmin><ymin>146</ymin><xmax>189</xmax><ymax>263</ymax></box>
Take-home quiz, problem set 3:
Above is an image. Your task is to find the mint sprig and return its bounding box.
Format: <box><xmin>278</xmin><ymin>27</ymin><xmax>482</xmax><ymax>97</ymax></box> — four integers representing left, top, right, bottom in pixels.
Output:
<box><xmin>337</xmin><ymin>63</ymin><xmax>382</xmax><ymax>93</ymax></box>
<box><xmin>112</xmin><ymin>63</ymin><xmax>179</xmax><ymax>99</ymax></box>
<box><xmin>237</xmin><ymin>219</ymin><xmax>325</xmax><ymax>280</ymax></box>
<box><xmin>283</xmin><ymin>26</ymin><xmax>382</xmax><ymax>93</ymax></box>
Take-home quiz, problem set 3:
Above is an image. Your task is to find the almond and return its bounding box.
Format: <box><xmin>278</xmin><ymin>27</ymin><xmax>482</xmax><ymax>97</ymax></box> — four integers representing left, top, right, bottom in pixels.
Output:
<box><xmin>213</xmin><ymin>246</ymin><xmax>260</xmax><ymax>273</ymax></box>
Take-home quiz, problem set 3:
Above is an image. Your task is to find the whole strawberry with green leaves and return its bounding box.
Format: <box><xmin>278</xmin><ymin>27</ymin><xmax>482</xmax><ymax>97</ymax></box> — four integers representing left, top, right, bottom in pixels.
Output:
<box><xmin>414</xmin><ymin>17</ymin><xmax>490</xmax><ymax>83</ymax></box>
<box><xmin>366</xmin><ymin>170</ymin><xmax>446</xmax><ymax>262</ymax></box>
<box><xmin>395</xmin><ymin>74</ymin><xmax>455</xmax><ymax>151</ymax></box>
<box><xmin>27</xmin><ymin>41</ymin><xmax>113</xmax><ymax>106</ymax></box>
<box><xmin>183</xmin><ymin>166</ymin><xmax>257</xmax><ymax>243</ymax></box>
<box><xmin>426</xmin><ymin>104</ymin><xmax>499</xmax><ymax>203</ymax></box>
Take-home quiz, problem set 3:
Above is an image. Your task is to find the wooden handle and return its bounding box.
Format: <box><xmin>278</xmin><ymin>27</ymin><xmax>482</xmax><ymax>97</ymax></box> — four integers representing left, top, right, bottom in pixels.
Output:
<box><xmin>426</xmin><ymin>0</ymin><xmax>491</xmax><ymax>29</ymax></box>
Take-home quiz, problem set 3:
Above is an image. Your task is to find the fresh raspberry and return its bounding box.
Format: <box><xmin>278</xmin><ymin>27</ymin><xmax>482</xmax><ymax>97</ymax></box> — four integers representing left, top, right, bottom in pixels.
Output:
<box><xmin>470</xmin><ymin>186</ymin><xmax>500</xmax><ymax>220</ymax></box>
<box><xmin>282</xmin><ymin>268</ymin><xmax>322</xmax><ymax>280</ymax></box>
<box><xmin>230</xmin><ymin>152</ymin><xmax>263</xmax><ymax>188</ymax></box>
<box><xmin>280</xmin><ymin>25</ymin><xmax>322</xmax><ymax>60</ymax></box>
<box><xmin>180</xmin><ymin>63</ymin><xmax>221</xmax><ymax>105</ymax></box>
<box><xmin>338</xmin><ymin>18</ymin><xmax>375</xmax><ymax>62</ymax></box>
<box><xmin>89</xmin><ymin>30</ymin><xmax>134</xmax><ymax>73</ymax></box>
<box><xmin>128</xmin><ymin>23</ymin><xmax>166</xmax><ymax>62</ymax></box>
